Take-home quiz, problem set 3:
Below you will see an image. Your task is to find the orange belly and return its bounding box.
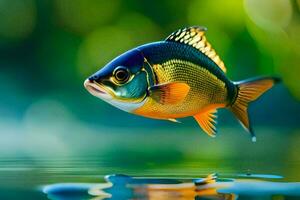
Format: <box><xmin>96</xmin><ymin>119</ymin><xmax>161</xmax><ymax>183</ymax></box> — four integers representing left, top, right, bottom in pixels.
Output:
<box><xmin>133</xmin><ymin>97</ymin><xmax>226</xmax><ymax>119</ymax></box>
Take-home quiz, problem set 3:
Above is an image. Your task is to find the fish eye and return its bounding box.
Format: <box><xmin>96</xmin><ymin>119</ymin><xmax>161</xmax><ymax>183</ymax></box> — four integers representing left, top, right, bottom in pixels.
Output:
<box><xmin>113</xmin><ymin>66</ymin><xmax>130</xmax><ymax>83</ymax></box>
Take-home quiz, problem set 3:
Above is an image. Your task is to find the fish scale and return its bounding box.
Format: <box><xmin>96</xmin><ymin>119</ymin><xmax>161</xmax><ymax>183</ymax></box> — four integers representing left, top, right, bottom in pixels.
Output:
<box><xmin>134</xmin><ymin>57</ymin><xmax>228</xmax><ymax>119</ymax></box>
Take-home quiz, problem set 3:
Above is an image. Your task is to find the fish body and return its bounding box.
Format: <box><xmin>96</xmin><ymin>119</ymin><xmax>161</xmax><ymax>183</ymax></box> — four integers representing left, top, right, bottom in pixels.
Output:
<box><xmin>84</xmin><ymin>26</ymin><xmax>280</xmax><ymax>141</ymax></box>
<box><xmin>133</xmin><ymin>41</ymin><xmax>234</xmax><ymax>119</ymax></box>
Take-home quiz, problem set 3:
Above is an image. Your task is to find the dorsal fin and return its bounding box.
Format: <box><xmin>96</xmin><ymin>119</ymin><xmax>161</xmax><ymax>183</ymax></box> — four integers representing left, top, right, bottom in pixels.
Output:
<box><xmin>165</xmin><ymin>26</ymin><xmax>226</xmax><ymax>73</ymax></box>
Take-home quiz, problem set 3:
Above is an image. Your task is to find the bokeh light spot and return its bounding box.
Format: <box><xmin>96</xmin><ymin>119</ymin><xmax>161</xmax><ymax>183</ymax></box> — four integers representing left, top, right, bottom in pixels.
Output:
<box><xmin>0</xmin><ymin>0</ymin><xmax>36</xmax><ymax>39</ymax></box>
<box><xmin>77</xmin><ymin>26</ymin><xmax>134</xmax><ymax>78</ymax></box>
<box><xmin>53</xmin><ymin>0</ymin><xmax>120</xmax><ymax>34</ymax></box>
<box><xmin>244</xmin><ymin>0</ymin><xmax>292</xmax><ymax>31</ymax></box>
<box><xmin>188</xmin><ymin>0</ymin><xmax>245</xmax><ymax>32</ymax></box>
<box><xmin>117</xmin><ymin>12</ymin><xmax>161</xmax><ymax>45</ymax></box>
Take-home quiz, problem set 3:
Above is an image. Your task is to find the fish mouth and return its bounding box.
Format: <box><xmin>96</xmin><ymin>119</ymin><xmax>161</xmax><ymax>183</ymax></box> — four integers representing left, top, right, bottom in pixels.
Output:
<box><xmin>84</xmin><ymin>79</ymin><xmax>111</xmax><ymax>99</ymax></box>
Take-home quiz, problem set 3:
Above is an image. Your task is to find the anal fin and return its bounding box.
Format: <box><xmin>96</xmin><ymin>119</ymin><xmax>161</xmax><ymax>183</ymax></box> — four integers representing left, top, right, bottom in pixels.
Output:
<box><xmin>194</xmin><ymin>109</ymin><xmax>218</xmax><ymax>137</ymax></box>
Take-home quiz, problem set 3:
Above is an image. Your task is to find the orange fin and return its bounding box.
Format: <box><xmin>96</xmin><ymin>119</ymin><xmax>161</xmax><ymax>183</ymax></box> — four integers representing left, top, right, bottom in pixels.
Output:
<box><xmin>231</xmin><ymin>77</ymin><xmax>281</xmax><ymax>142</ymax></box>
<box><xmin>149</xmin><ymin>82</ymin><xmax>190</xmax><ymax>105</ymax></box>
<box><xmin>165</xmin><ymin>26</ymin><xmax>226</xmax><ymax>73</ymax></box>
<box><xmin>193</xmin><ymin>109</ymin><xmax>218</xmax><ymax>137</ymax></box>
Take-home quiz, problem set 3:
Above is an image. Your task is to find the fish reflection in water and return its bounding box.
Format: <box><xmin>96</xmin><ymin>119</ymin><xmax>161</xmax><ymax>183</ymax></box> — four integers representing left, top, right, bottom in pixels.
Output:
<box><xmin>42</xmin><ymin>173</ymin><xmax>300</xmax><ymax>200</ymax></box>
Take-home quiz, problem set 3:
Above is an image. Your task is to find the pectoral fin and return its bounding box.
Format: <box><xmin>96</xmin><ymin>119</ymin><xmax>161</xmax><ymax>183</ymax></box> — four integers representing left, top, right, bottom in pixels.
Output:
<box><xmin>149</xmin><ymin>82</ymin><xmax>190</xmax><ymax>105</ymax></box>
<box><xmin>193</xmin><ymin>109</ymin><xmax>218</xmax><ymax>137</ymax></box>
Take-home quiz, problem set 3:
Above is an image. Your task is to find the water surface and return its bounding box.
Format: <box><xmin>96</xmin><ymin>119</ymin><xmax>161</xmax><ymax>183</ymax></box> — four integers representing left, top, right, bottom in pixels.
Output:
<box><xmin>0</xmin><ymin>127</ymin><xmax>299</xmax><ymax>199</ymax></box>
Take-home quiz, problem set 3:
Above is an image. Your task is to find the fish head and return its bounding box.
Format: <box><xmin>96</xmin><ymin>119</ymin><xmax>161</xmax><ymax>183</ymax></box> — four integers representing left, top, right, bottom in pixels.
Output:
<box><xmin>84</xmin><ymin>48</ymin><xmax>153</xmax><ymax>112</ymax></box>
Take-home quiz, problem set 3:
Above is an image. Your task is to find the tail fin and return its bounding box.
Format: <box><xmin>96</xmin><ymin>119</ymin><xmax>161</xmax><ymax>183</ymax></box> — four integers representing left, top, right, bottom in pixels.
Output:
<box><xmin>230</xmin><ymin>77</ymin><xmax>280</xmax><ymax>142</ymax></box>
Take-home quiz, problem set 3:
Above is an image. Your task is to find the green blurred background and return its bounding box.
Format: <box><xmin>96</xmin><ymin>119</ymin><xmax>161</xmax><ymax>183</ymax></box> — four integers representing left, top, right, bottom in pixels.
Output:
<box><xmin>1</xmin><ymin>0</ymin><xmax>300</xmax><ymax>198</ymax></box>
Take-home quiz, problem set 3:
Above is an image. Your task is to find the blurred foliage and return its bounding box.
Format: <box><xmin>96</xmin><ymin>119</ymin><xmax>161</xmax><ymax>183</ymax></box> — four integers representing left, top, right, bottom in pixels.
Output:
<box><xmin>0</xmin><ymin>0</ymin><xmax>299</xmax><ymax>142</ymax></box>
<box><xmin>1</xmin><ymin>0</ymin><xmax>299</xmax><ymax>98</ymax></box>
<box><xmin>0</xmin><ymin>0</ymin><xmax>36</xmax><ymax>40</ymax></box>
<box><xmin>0</xmin><ymin>0</ymin><xmax>300</xmax><ymax>98</ymax></box>
<box><xmin>53</xmin><ymin>0</ymin><xmax>121</xmax><ymax>35</ymax></box>
<box><xmin>0</xmin><ymin>0</ymin><xmax>299</xmax><ymax>128</ymax></box>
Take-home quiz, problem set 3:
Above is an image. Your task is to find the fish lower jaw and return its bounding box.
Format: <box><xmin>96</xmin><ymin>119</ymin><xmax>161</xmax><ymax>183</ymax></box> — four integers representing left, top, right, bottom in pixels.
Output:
<box><xmin>84</xmin><ymin>80</ymin><xmax>112</xmax><ymax>100</ymax></box>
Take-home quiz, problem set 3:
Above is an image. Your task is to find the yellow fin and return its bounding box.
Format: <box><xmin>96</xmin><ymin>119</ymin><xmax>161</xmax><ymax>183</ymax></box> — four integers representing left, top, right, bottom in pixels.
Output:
<box><xmin>149</xmin><ymin>82</ymin><xmax>190</xmax><ymax>105</ymax></box>
<box><xmin>193</xmin><ymin>109</ymin><xmax>218</xmax><ymax>137</ymax></box>
<box><xmin>165</xmin><ymin>26</ymin><xmax>226</xmax><ymax>73</ymax></box>
<box><xmin>231</xmin><ymin>77</ymin><xmax>281</xmax><ymax>142</ymax></box>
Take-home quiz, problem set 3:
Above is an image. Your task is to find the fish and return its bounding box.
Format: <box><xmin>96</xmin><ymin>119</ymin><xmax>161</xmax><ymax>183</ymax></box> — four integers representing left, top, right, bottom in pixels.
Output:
<box><xmin>84</xmin><ymin>26</ymin><xmax>280</xmax><ymax>141</ymax></box>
